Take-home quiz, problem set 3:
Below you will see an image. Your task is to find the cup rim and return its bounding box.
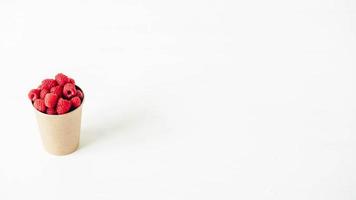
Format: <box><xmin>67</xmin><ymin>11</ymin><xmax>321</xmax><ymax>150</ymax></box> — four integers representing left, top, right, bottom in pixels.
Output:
<box><xmin>32</xmin><ymin>86</ymin><xmax>84</xmax><ymax>117</ymax></box>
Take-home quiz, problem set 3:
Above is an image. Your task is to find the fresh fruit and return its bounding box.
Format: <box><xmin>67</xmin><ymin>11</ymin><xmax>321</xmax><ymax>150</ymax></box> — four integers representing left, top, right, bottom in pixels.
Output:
<box><xmin>40</xmin><ymin>79</ymin><xmax>58</xmax><ymax>90</ymax></box>
<box><xmin>69</xmin><ymin>78</ymin><xmax>75</xmax><ymax>84</ymax></box>
<box><xmin>28</xmin><ymin>89</ymin><xmax>40</xmax><ymax>101</ymax></box>
<box><xmin>55</xmin><ymin>73</ymin><xmax>69</xmax><ymax>86</ymax></box>
<box><xmin>50</xmin><ymin>85</ymin><xmax>63</xmax><ymax>97</ymax></box>
<box><xmin>56</xmin><ymin>98</ymin><xmax>72</xmax><ymax>114</ymax></box>
<box><xmin>44</xmin><ymin>93</ymin><xmax>58</xmax><ymax>108</ymax></box>
<box><xmin>63</xmin><ymin>83</ymin><xmax>77</xmax><ymax>99</ymax></box>
<box><xmin>33</xmin><ymin>99</ymin><xmax>46</xmax><ymax>112</ymax></box>
<box><xmin>40</xmin><ymin>89</ymin><xmax>49</xmax><ymax>99</ymax></box>
<box><xmin>71</xmin><ymin>97</ymin><xmax>81</xmax><ymax>108</ymax></box>
<box><xmin>76</xmin><ymin>89</ymin><xmax>84</xmax><ymax>99</ymax></box>
<box><xmin>28</xmin><ymin>73</ymin><xmax>83</xmax><ymax>115</ymax></box>
<box><xmin>46</xmin><ymin>108</ymin><xmax>57</xmax><ymax>115</ymax></box>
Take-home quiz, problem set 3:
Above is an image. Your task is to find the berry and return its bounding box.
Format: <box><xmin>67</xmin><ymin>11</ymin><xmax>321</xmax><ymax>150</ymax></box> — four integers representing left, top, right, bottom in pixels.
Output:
<box><xmin>46</xmin><ymin>108</ymin><xmax>57</xmax><ymax>115</ymax></box>
<box><xmin>63</xmin><ymin>83</ymin><xmax>76</xmax><ymax>99</ymax></box>
<box><xmin>69</xmin><ymin>78</ymin><xmax>75</xmax><ymax>84</ymax></box>
<box><xmin>28</xmin><ymin>89</ymin><xmax>40</xmax><ymax>101</ymax></box>
<box><xmin>33</xmin><ymin>99</ymin><xmax>46</xmax><ymax>112</ymax></box>
<box><xmin>50</xmin><ymin>86</ymin><xmax>63</xmax><ymax>97</ymax></box>
<box><xmin>40</xmin><ymin>79</ymin><xmax>57</xmax><ymax>90</ymax></box>
<box><xmin>40</xmin><ymin>89</ymin><xmax>49</xmax><ymax>99</ymax></box>
<box><xmin>55</xmin><ymin>73</ymin><xmax>69</xmax><ymax>86</ymax></box>
<box><xmin>71</xmin><ymin>96</ymin><xmax>81</xmax><ymax>108</ymax></box>
<box><xmin>76</xmin><ymin>89</ymin><xmax>84</xmax><ymax>99</ymax></box>
<box><xmin>44</xmin><ymin>93</ymin><xmax>58</xmax><ymax>108</ymax></box>
<box><xmin>28</xmin><ymin>73</ymin><xmax>83</xmax><ymax>115</ymax></box>
<box><xmin>56</xmin><ymin>98</ymin><xmax>72</xmax><ymax>114</ymax></box>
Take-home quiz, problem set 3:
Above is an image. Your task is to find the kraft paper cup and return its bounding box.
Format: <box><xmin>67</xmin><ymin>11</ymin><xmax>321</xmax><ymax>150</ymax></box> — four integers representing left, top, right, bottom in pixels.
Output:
<box><xmin>33</xmin><ymin>88</ymin><xmax>84</xmax><ymax>156</ymax></box>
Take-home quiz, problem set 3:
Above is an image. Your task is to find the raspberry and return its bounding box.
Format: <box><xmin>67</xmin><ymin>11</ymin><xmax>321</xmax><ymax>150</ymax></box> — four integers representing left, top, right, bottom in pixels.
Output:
<box><xmin>33</xmin><ymin>99</ymin><xmax>46</xmax><ymax>112</ymax></box>
<box><xmin>46</xmin><ymin>108</ymin><xmax>57</xmax><ymax>115</ymax></box>
<box><xmin>40</xmin><ymin>79</ymin><xmax>58</xmax><ymax>90</ymax></box>
<box><xmin>76</xmin><ymin>89</ymin><xmax>84</xmax><ymax>99</ymax></box>
<box><xmin>28</xmin><ymin>89</ymin><xmax>40</xmax><ymax>101</ymax></box>
<box><xmin>55</xmin><ymin>73</ymin><xmax>69</xmax><ymax>86</ymax></box>
<box><xmin>40</xmin><ymin>89</ymin><xmax>49</xmax><ymax>99</ymax></box>
<box><xmin>63</xmin><ymin>83</ymin><xmax>77</xmax><ymax>99</ymax></box>
<box><xmin>56</xmin><ymin>98</ymin><xmax>72</xmax><ymax>114</ymax></box>
<box><xmin>71</xmin><ymin>96</ymin><xmax>81</xmax><ymax>108</ymax></box>
<box><xmin>69</xmin><ymin>78</ymin><xmax>75</xmax><ymax>84</ymax></box>
<box><xmin>50</xmin><ymin>86</ymin><xmax>63</xmax><ymax>97</ymax></box>
<box><xmin>28</xmin><ymin>73</ymin><xmax>83</xmax><ymax>115</ymax></box>
<box><xmin>44</xmin><ymin>93</ymin><xmax>58</xmax><ymax>108</ymax></box>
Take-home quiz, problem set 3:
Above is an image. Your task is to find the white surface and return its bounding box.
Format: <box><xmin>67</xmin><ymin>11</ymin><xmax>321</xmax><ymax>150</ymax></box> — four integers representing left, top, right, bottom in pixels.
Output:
<box><xmin>0</xmin><ymin>0</ymin><xmax>355</xmax><ymax>199</ymax></box>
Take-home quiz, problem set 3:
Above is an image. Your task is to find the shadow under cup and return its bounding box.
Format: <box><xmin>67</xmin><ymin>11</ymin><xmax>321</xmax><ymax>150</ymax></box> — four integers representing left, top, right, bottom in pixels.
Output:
<box><xmin>33</xmin><ymin>86</ymin><xmax>84</xmax><ymax>156</ymax></box>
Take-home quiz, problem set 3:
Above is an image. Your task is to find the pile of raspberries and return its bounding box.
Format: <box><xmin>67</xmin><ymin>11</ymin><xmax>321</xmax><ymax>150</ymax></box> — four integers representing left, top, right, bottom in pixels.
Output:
<box><xmin>28</xmin><ymin>73</ymin><xmax>84</xmax><ymax>115</ymax></box>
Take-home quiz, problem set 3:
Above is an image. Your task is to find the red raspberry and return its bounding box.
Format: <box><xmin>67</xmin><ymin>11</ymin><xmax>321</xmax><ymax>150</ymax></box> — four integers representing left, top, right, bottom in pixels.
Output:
<box><xmin>56</xmin><ymin>98</ymin><xmax>72</xmax><ymax>114</ymax></box>
<box><xmin>76</xmin><ymin>89</ymin><xmax>84</xmax><ymax>99</ymax></box>
<box><xmin>28</xmin><ymin>89</ymin><xmax>40</xmax><ymax>101</ymax></box>
<box><xmin>55</xmin><ymin>73</ymin><xmax>69</xmax><ymax>86</ymax></box>
<box><xmin>69</xmin><ymin>78</ymin><xmax>75</xmax><ymax>84</ymax></box>
<box><xmin>40</xmin><ymin>89</ymin><xmax>49</xmax><ymax>99</ymax></box>
<box><xmin>63</xmin><ymin>83</ymin><xmax>77</xmax><ymax>99</ymax></box>
<box><xmin>33</xmin><ymin>99</ymin><xmax>46</xmax><ymax>112</ymax></box>
<box><xmin>46</xmin><ymin>108</ymin><xmax>57</xmax><ymax>115</ymax></box>
<box><xmin>44</xmin><ymin>93</ymin><xmax>58</xmax><ymax>108</ymax></box>
<box><xmin>50</xmin><ymin>86</ymin><xmax>63</xmax><ymax>97</ymax></box>
<box><xmin>71</xmin><ymin>96</ymin><xmax>81</xmax><ymax>108</ymax></box>
<box><xmin>40</xmin><ymin>79</ymin><xmax>58</xmax><ymax>90</ymax></box>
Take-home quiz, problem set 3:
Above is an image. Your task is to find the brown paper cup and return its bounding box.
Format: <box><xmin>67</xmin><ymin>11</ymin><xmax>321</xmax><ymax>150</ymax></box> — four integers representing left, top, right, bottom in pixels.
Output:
<box><xmin>34</xmin><ymin>95</ymin><xmax>84</xmax><ymax>156</ymax></box>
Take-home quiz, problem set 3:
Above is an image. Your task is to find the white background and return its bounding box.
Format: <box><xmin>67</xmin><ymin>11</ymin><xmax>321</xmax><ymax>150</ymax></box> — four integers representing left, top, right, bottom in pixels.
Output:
<box><xmin>0</xmin><ymin>0</ymin><xmax>355</xmax><ymax>199</ymax></box>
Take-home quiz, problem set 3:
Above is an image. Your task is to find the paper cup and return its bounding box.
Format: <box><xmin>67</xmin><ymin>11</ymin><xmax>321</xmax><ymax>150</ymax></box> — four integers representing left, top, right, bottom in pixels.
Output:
<box><xmin>34</xmin><ymin>88</ymin><xmax>84</xmax><ymax>156</ymax></box>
